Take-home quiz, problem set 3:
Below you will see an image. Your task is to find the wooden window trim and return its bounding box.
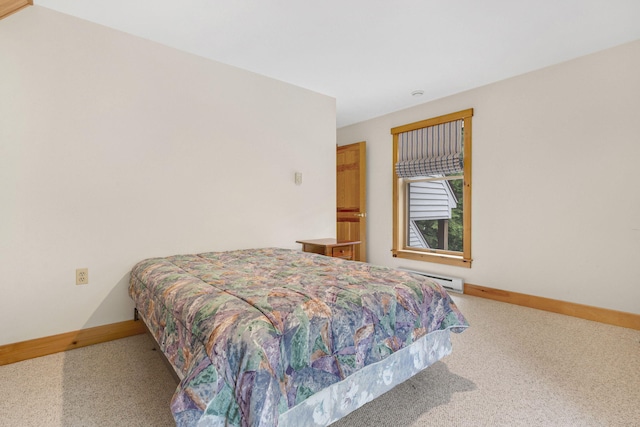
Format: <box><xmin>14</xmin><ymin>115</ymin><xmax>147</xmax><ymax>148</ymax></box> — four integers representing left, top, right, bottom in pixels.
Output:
<box><xmin>391</xmin><ymin>108</ymin><xmax>473</xmax><ymax>268</ymax></box>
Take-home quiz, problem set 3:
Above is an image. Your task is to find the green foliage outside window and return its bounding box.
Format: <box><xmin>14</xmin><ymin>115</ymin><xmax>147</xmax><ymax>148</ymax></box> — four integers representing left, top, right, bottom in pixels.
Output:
<box><xmin>414</xmin><ymin>178</ymin><xmax>463</xmax><ymax>252</ymax></box>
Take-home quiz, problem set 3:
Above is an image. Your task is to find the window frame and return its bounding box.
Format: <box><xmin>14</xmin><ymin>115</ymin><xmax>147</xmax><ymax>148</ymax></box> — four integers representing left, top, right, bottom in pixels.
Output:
<box><xmin>391</xmin><ymin>108</ymin><xmax>473</xmax><ymax>268</ymax></box>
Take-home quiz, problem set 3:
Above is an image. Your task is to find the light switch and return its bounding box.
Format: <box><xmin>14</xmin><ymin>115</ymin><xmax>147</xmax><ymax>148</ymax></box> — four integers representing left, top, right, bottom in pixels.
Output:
<box><xmin>295</xmin><ymin>172</ymin><xmax>302</xmax><ymax>185</ymax></box>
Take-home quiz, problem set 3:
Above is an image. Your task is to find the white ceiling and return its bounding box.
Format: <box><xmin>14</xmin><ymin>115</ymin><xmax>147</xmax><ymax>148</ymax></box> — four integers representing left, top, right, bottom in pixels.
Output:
<box><xmin>34</xmin><ymin>0</ymin><xmax>640</xmax><ymax>127</ymax></box>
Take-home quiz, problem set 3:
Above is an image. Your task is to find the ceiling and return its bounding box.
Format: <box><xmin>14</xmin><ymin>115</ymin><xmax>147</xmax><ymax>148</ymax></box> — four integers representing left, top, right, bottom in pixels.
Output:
<box><xmin>34</xmin><ymin>0</ymin><xmax>640</xmax><ymax>128</ymax></box>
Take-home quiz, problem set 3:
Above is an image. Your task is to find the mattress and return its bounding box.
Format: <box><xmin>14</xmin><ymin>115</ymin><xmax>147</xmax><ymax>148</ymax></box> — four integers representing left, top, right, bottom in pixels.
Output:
<box><xmin>128</xmin><ymin>248</ymin><xmax>468</xmax><ymax>426</ymax></box>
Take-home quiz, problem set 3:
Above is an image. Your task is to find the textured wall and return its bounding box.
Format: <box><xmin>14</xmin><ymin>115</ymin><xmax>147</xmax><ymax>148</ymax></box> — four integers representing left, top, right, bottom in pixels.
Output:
<box><xmin>0</xmin><ymin>7</ymin><xmax>336</xmax><ymax>345</ymax></box>
<box><xmin>338</xmin><ymin>40</ymin><xmax>640</xmax><ymax>314</ymax></box>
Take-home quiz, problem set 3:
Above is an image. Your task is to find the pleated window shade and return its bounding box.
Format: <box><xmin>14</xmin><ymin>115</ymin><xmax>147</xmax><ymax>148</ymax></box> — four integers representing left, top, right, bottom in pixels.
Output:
<box><xmin>395</xmin><ymin>119</ymin><xmax>463</xmax><ymax>178</ymax></box>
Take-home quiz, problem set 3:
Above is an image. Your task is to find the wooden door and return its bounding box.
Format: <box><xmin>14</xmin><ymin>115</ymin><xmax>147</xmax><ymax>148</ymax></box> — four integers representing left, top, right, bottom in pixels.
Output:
<box><xmin>337</xmin><ymin>142</ymin><xmax>367</xmax><ymax>262</ymax></box>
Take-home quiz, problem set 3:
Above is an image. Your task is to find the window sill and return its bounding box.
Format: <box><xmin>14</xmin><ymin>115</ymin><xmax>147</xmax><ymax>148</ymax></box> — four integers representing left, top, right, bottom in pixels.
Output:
<box><xmin>393</xmin><ymin>249</ymin><xmax>472</xmax><ymax>268</ymax></box>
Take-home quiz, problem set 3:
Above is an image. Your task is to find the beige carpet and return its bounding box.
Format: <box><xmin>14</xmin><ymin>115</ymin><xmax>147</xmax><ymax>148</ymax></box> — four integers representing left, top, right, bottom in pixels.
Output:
<box><xmin>1</xmin><ymin>294</ymin><xmax>638</xmax><ymax>426</ymax></box>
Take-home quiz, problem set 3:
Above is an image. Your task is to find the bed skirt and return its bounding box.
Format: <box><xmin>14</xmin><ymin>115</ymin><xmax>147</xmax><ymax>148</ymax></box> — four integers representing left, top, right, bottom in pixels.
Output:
<box><xmin>278</xmin><ymin>329</ymin><xmax>451</xmax><ymax>426</ymax></box>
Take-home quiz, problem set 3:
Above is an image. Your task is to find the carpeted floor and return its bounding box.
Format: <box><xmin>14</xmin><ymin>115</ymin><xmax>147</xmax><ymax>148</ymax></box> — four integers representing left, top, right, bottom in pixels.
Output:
<box><xmin>1</xmin><ymin>294</ymin><xmax>638</xmax><ymax>426</ymax></box>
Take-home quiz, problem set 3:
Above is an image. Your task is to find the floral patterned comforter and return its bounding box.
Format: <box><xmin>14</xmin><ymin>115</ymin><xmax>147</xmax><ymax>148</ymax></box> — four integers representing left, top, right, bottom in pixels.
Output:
<box><xmin>129</xmin><ymin>248</ymin><xmax>468</xmax><ymax>426</ymax></box>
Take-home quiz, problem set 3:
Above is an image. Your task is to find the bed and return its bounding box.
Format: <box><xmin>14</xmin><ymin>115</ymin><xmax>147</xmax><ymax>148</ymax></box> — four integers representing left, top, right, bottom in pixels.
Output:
<box><xmin>128</xmin><ymin>247</ymin><xmax>468</xmax><ymax>426</ymax></box>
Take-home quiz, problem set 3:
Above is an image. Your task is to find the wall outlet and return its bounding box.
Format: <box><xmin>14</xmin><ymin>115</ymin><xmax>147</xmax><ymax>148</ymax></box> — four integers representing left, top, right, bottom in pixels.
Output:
<box><xmin>76</xmin><ymin>268</ymin><xmax>89</xmax><ymax>285</ymax></box>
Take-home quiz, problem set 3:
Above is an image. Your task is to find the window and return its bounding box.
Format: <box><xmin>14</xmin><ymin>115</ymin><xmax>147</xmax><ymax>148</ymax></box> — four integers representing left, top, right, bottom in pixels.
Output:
<box><xmin>391</xmin><ymin>109</ymin><xmax>473</xmax><ymax>267</ymax></box>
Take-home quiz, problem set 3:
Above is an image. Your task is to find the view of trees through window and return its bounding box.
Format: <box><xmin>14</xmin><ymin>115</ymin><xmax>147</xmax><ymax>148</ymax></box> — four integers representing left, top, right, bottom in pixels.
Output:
<box><xmin>392</xmin><ymin>108</ymin><xmax>472</xmax><ymax>266</ymax></box>
<box><xmin>413</xmin><ymin>177</ymin><xmax>464</xmax><ymax>252</ymax></box>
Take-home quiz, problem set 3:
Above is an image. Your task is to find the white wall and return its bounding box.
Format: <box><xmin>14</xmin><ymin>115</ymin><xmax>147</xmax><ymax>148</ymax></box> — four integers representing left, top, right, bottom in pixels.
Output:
<box><xmin>338</xmin><ymin>40</ymin><xmax>640</xmax><ymax>315</ymax></box>
<box><xmin>0</xmin><ymin>7</ymin><xmax>336</xmax><ymax>346</ymax></box>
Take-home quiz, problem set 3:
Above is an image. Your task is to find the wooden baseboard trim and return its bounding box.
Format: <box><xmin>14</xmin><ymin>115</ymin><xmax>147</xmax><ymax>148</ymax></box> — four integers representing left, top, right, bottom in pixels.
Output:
<box><xmin>3</xmin><ymin>286</ymin><xmax>637</xmax><ymax>365</ymax></box>
<box><xmin>464</xmin><ymin>283</ymin><xmax>640</xmax><ymax>331</ymax></box>
<box><xmin>0</xmin><ymin>320</ymin><xmax>147</xmax><ymax>366</ymax></box>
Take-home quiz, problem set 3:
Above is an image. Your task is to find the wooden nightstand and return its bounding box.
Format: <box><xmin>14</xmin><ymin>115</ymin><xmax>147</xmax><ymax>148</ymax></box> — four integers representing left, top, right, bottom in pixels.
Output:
<box><xmin>296</xmin><ymin>238</ymin><xmax>361</xmax><ymax>261</ymax></box>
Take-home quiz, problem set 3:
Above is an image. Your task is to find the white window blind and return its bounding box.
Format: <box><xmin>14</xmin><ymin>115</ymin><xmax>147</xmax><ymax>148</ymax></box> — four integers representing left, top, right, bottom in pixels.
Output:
<box><xmin>395</xmin><ymin>119</ymin><xmax>463</xmax><ymax>178</ymax></box>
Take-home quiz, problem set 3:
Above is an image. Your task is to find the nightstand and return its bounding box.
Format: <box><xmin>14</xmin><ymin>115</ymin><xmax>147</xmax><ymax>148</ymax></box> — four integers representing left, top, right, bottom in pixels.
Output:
<box><xmin>296</xmin><ymin>238</ymin><xmax>361</xmax><ymax>261</ymax></box>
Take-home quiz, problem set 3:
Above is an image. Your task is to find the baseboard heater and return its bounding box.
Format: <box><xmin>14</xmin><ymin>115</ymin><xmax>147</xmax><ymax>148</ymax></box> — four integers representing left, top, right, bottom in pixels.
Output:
<box><xmin>399</xmin><ymin>269</ymin><xmax>464</xmax><ymax>294</ymax></box>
